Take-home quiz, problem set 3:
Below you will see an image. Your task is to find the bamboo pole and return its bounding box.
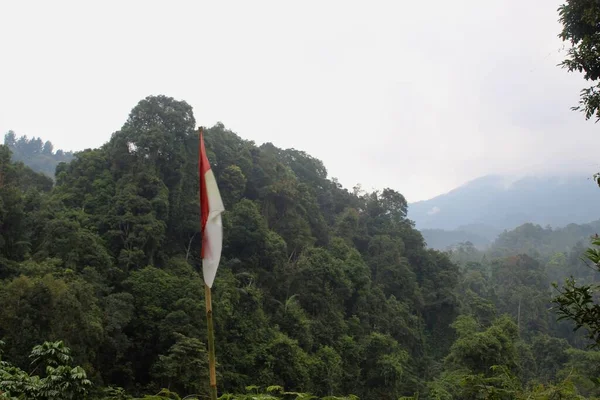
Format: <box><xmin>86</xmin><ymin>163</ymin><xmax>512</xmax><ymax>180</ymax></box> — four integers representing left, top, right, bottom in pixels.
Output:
<box><xmin>205</xmin><ymin>283</ymin><xmax>218</xmax><ymax>400</ymax></box>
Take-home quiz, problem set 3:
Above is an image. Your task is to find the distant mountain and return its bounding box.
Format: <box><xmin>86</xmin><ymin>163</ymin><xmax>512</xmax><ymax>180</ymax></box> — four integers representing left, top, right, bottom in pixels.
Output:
<box><xmin>409</xmin><ymin>174</ymin><xmax>600</xmax><ymax>249</ymax></box>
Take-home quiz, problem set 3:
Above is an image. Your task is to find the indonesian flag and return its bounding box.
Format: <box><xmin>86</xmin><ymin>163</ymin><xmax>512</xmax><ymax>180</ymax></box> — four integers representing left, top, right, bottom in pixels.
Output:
<box><xmin>199</xmin><ymin>128</ymin><xmax>225</xmax><ymax>288</ymax></box>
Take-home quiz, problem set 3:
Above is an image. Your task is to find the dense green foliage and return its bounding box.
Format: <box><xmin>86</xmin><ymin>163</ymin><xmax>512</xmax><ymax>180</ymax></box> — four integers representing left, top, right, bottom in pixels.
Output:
<box><xmin>2</xmin><ymin>95</ymin><xmax>600</xmax><ymax>399</ymax></box>
<box><xmin>0</xmin><ymin>340</ymin><xmax>92</xmax><ymax>400</ymax></box>
<box><xmin>0</xmin><ymin>95</ymin><xmax>459</xmax><ymax>399</ymax></box>
<box><xmin>559</xmin><ymin>0</ymin><xmax>600</xmax><ymax>121</ymax></box>
<box><xmin>552</xmin><ymin>233</ymin><xmax>600</xmax><ymax>348</ymax></box>
<box><xmin>3</xmin><ymin>2</ymin><xmax>600</xmax><ymax>399</ymax></box>
<box><xmin>3</xmin><ymin>131</ymin><xmax>74</xmax><ymax>178</ymax></box>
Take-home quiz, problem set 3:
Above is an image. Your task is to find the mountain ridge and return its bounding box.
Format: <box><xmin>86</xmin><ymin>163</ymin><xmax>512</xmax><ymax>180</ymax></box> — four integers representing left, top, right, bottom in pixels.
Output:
<box><xmin>408</xmin><ymin>173</ymin><xmax>600</xmax><ymax>249</ymax></box>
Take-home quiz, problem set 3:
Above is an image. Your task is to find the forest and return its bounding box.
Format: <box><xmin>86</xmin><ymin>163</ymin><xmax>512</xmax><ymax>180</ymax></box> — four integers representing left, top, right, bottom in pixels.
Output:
<box><xmin>3</xmin><ymin>1</ymin><xmax>600</xmax><ymax>399</ymax></box>
<box><xmin>0</xmin><ymin>94</ymin><xmax>598</xmax><ymax>400</ymax></box>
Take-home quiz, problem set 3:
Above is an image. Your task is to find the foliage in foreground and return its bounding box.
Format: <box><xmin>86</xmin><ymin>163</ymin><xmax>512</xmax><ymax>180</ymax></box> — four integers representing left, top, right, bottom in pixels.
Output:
<box><xmin>0</xmin><ymin>340</ymin><xmax>91</xmax><ymax>400</ymax></box>
<box><xmin>559</xmin><ymin>0</ymin><xmax>600</xmax><ymax>121</ymax></box>
<box><xmin>1</xmin><ymin>340</ymin><xmax>593</xmax><ymax>400</ymax></box>
<box><xmin>0</xmin><ymin>340</ymin><xmax>360</xmax><ymax>400</ymax></box>
<box><xmin>553</xmin><ymin>237</ymin><xmax>600</xmax><ymax>346</ymax></box>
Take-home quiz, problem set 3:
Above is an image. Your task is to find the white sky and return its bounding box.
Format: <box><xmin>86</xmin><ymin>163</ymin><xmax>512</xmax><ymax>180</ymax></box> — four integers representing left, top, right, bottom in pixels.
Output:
<box><xmin>0</xmin><ymin>0</ymin><xmax>598</xmax><ymax>202</ymax></box>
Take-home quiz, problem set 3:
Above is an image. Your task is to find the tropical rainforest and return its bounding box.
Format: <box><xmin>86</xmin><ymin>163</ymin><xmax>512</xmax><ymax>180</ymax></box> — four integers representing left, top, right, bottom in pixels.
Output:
<box><xmin>0</xmin><ymin>94</ymin><xmax>597</xmax><ymax>400</ymax></box>
<box><xmin>3</xmin><ymin>1</ymin><xmax>600</xmax><ymax>399</ymax></box>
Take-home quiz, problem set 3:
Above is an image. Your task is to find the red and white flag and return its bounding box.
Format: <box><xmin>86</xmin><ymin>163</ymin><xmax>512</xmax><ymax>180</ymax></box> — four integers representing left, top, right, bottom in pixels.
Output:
<box><xmin>199</xmin><ymin>129</ymin><xmax>225</xmax><ymax>288</ymax></box>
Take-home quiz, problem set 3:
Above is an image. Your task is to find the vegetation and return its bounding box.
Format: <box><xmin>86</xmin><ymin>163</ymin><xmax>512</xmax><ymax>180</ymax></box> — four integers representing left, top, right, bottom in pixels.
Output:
<box><xmin>421</xmin><ymin>220</ymin><xmax>600</xmax><ymax>253</ymax></box>
<box><xmin>2</xmin><ymin>2</ymin><xmax>600</xmax><ymax>398</ymax></box>
<box><xmin>549</xmin><ymin>0</ymin><xmax>600</xmax><ymax>360</ymax></box>
<box><xmin>0</xmin><ymin>95</ymin><xmax>460</xmax><ymax>399</ymax></box>
<box><xmin>3</xmin><ymin>131</ymin><xmax>74</xmax><ymax>178</ymax></box>
<box><xmin>559</xmin><ymin>0</ymin><xmax>600</xmax><ymax>121</ymax></box>
<box><xmin>0</xmin><ymin>93</ymin><xmax>600</xmax><ymax>399</ymax></box>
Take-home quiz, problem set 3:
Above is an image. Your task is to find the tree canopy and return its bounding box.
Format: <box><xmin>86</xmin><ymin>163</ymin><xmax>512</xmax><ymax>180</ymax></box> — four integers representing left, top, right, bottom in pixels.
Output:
<box><xmin>1</xmin><ymin>90</ymin><xmax>600</xmax><ymax>399</ymax></box>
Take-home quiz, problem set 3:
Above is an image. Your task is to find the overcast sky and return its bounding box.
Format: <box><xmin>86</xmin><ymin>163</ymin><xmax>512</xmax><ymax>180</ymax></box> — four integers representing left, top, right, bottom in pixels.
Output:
<box><xmin>0</xmin><ymin>0</ymin><xmax>598</xmax><ymax>202</ymax></box>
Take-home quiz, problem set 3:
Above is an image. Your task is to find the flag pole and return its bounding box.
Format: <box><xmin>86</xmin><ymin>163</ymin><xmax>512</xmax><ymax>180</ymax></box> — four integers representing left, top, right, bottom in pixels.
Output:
<box><xmin>199</xmin><ymin>127</ymin><xmax>218</xmax><ymax>400</ymax></box>
<box><xmin>205</xmin><ymin>283</ymin><xmax>218</xmax><ymax>400</ymax></box>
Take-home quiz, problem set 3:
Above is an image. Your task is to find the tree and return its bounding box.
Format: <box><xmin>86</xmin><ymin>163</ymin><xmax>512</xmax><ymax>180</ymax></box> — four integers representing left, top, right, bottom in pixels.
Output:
<box><xmin>219</xmin><ymin>165</ymin><xmax>247</xmax><ymax>209</ymax></box>
<box><xmin>152</xmin><ymin>333</ymin><xmax>209</xmax><ymax>396</ymax></box>
<box><xmin>559</xmin><ymin>0</ymin><xmax>600</xmax><ymax>121</ymax></box>
<box><xmin>552</xmin><ymin>237</ymin><xmax>600</xmax><ymax>346</ymax></box>
<box><xmin>42</xmin><ymin>141</ymin><xmax>54</xmax><ymax>156</ymax></box>
<box><xmin>0</xmin><ymin>340</ymin><xmax>92</xmax><ymax>400</ymax></box>
<box><xmin>4</xmin><ymin>131</ymin><xmax>16</xmax><ymax>147</ymax></box>
<box><xmin>557</xmin><ymin>6</ymin><xmax>600</xmax><ymax>348</ymax></box>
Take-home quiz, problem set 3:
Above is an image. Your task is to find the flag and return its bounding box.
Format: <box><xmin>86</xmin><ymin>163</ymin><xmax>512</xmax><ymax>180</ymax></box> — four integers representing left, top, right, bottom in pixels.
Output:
<box><xmin>199</xmin><ymin>128</ymin><xmax>225</xmax><ymax>288</ymax></box>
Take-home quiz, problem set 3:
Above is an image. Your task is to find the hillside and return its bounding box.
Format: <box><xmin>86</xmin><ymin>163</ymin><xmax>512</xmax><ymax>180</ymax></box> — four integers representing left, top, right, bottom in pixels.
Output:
<box><xmin>409</xmin><ymin>174</ymin><xmax>600</xmax><ymax>249</ymax></box>
<box><xmin>0</xmin><ymin>96</ymin><xmax>460</xmax><ymax>399</ymax></box>
<box><xmin>489</xmin><ymin>220</ymin><xmax>600</xmax><ymax>259</ymax></box>
<box><xmin>3</xmin><ymin>96</ymin><xmax>600</xmax><ymax>399</ymax></box>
